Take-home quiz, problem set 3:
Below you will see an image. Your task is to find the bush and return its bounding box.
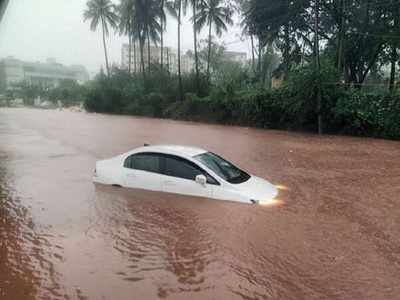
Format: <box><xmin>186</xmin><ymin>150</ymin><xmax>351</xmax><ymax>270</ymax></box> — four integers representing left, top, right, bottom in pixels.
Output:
<box><xmin>48</xmin><ymin>79</ymin><xmax>87</xmax><ymax>107</ymax></box>
<box><xmin>332</xmin><ymin>91</ymin><xmax>400</xmax><ymax>138</ymax></box>
<box><xmin>83</xmin><ymin>65</ymin><xmax>400</xmax><ymax>140</ymax></box>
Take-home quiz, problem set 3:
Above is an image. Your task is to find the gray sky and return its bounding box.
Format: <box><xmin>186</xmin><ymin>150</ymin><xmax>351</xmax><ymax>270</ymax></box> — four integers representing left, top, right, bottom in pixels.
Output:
<box><xmin>0</xmin><ymin>0</ymin><xmax>250</xmax><ymax>76</ymax></box>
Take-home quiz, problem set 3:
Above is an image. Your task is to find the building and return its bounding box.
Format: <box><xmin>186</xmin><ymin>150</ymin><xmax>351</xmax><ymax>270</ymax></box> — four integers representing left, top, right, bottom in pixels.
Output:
<box><xmin>122</xmin><ymin>43</ymin><xmax>167</xmax><ymax>72</ymax></box>
<box><xmin>121</xmin><ymin>43</ymin><xmax>190</xmax><ymax>74</ymax></box>
<box><xmin>0</xmin><ymin>57</ymin><xmax>89</xmax><ymax>90</ymax></box>
<box><xmin>181</xmin><ymin>52</ymin><xmax>195</xmax><ymax>74</ymax></box>
<box><xmin>121</xmin><ymin>44</ymin><xmax>246</xmax><ymax>74</ymax></box>
<box><xmin>223</xmin><ymin>51</ymin><xmax>247</xmax><ymax>65</ymax></box>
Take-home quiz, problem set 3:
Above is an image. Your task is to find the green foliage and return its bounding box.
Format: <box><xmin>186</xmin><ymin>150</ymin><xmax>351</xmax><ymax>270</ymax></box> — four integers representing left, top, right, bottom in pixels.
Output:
<box><xmin>84</xmin><ymin>63</ymin><xmax>400</xmax><ymax>140</ymax></box>
<box><xmin>332</xmin><ymin>91</ymin><xmax>400</xmax><ymax>138</ymax></box>
<box><xmin>83</xmin><ymin>0</ymin><xmax>119</xmax><ymax>75</ymax></box>
<box><xmin>278</xmin><ymin>61</ymin><xmax>342</xmax><ymax>130</ymax></box>
<box><xmin>11</xmin><ymin>81</ymin><xmax>43</xmax><ymax>105</ymax></box>
<box><xmin>211</xmin><ymin>61</ymin><xmax>250</xmax><ymax>98</ymax></box>
<box><xmin>241</xmin><ymin>0</ymin><xmax>400</xmax><ymax>88</ymax></box>
<box><xmin>48</xmin><ymin>79</ymin><xmax>87</xmax><ymax>106</ymax></box>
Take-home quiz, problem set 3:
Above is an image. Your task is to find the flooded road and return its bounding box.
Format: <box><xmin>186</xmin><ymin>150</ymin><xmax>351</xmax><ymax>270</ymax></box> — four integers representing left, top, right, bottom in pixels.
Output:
<box><xmin>1</xmin><ymin>108</ymin><xmax>400</xmax><ymax>300</ymax></box>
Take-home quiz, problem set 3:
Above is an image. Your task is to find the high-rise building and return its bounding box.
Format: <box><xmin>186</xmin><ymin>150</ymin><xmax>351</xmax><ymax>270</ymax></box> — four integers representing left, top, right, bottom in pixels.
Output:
<box><xmin>122</xmin><ymin>43</ymin><xmax>170</xmax><ymax>72</ymax></box>
<box><xmin>121</xmin><ymin>44</ymin><xmax>245</xmax><ymax>74</ymax></box>
<box><xmin>223</xmin><ymin>51</ymin><xmax>247</xmax><ymax>65</ymax></box>
<box><xmin>121</xmin><ymin>43</ymin><xmax>189</xmax><ymax>74</ymax></box>
<box><xmin>0</xmin><ymin>57</ymin><xmax>89</xmax><ymax>90</ymax></box>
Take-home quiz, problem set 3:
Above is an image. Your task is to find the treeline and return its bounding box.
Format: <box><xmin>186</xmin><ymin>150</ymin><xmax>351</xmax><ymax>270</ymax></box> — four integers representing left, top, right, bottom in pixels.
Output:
<box><xmin>80</xmin><ymin>0</ymin><xmax>400</xmax><ymax>139</ymax></box>
<box><xmin>84</xmin><ymin>63</ymin><xmax>400</xmax><ymax>139</ymax></box>
<box><xmin>242</xmin><ymin>0</ymin><xmax>400</xmax><ymax>88</ymax></box>
<box><xmin>8</xmin><ymin>79</ymin><xmax>86</xmax><ymax>107</ymax></box>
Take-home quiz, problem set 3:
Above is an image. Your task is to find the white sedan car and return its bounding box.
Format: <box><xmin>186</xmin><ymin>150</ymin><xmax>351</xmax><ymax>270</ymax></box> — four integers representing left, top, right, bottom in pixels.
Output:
<box><xmin>93</xmin><ymin>144</ymin><xmax>278</xmax><ymax>205</ymax></box>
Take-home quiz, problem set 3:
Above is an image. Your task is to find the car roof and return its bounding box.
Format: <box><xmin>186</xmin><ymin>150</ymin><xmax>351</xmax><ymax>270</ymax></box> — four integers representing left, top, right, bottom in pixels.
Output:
<box><xmin>134</xmin><ymin>144</ymin><xmax>208</xmax><ymax>157</ymax></box>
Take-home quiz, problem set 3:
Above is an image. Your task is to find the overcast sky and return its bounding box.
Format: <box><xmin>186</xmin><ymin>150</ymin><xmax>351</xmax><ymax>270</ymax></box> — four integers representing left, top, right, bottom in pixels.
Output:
<box><xmin>0</xmin><ymin>0</ymin><xmax>250</xmax><ymax>76</ymax></box>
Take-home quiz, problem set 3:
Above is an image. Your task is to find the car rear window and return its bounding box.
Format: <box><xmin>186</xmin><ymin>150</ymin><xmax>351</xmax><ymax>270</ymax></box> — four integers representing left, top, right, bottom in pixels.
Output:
<box><xmin>124</xmin><ymin>153</ymin><xmax>161</xmax><ymax>174</ymax></box>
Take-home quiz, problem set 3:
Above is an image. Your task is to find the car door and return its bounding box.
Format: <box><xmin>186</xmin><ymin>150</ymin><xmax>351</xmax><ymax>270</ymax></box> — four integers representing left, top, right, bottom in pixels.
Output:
<box><xmin>122</xmin><ymin>153</ymin><xmax>163</xmax><ymax>192</ymax></box>
<box><xmin>161</xmin><ymin>155</ymin><xmax>215</xmax><ymax>198</ymax></box>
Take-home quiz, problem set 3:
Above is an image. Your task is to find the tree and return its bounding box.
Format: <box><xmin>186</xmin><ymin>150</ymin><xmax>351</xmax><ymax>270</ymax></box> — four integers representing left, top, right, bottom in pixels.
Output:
<box><xmin>194</xmin><ymin>0</ymin><xmax>233</xmax><ymax>78</ymax></box>
<box><xmin>159</xmin><ymin>0</ymin><xmax>176</xmax><ymax>69</ymax></box>
<box><xmin>174</xmin><ymin>0</ymin><xmax>184</xmax><ymax>101</ymax></box>
<box><xmin>318</xmin><ymin>0</ymin><xmax>400</xmax><ymax>87</ymax></box>
<box><xmin>239</xmin><ymin>0</ymin><xmax>256</xmax><ymax>75</ymax></box>
<box><xmin>188</xmin><ymin>0</ymin><xmax>202</xmax><ymax>94</ymax></box>
<box><xmin>126</xmin><ymin>0</ymin><xmax>160</xmax><ymax>77</ymax></box>
<box><xmin>314</xmin><ymin>0</ymin><xmax>322</xmax><ymax>134</ymax></box>
<box><xmin>84</xmin><ymin>0</ymin><xmax>119</xmax><ymax>77</ymax></box>
<box><xmin>387</xmin><ymin>0</ymin><xmax>400</xmax><ymax>92</ymax></box>
<box><xmin>132</xmin><ymin>0</ymin><xmax>147</xmax><ymax>76</ymax></box>
<box><xmin>118</xmin><ymin>0</ymin><xmax>135</xmax><ymax>73</ymax></box>
<box><xmin>144</xmin><ymin>0</ymin><xmax>162</xmax><ymax>71</ymax></box>
<box><xmin>243</xmin><ymin>0</ymin><xmax>311</xmax><ymax>80</ymax></box>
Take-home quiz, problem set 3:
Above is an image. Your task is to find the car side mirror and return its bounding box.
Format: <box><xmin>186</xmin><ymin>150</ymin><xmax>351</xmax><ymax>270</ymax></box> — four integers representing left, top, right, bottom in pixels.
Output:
<box><xmin>195</xmin><ymin>174</ymin><xmax>207</xmax><ymax>186</ymax></box>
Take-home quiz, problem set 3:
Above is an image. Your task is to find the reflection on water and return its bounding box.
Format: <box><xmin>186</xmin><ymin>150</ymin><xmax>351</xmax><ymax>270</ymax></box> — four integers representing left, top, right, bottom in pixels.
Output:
<box><xmin>0</xmin><ymin>108</ymin><xmax>400</xmax><ymax>299</ymax></box>
<box><xmin>93</xmin><ymin>186</ymin><xmax>218</xmax><ymax>298</ymax></box>
<box><xmin>0</xmin><ymin>157</ymin><xmax>63</xmax><ymax>300</ymax></box>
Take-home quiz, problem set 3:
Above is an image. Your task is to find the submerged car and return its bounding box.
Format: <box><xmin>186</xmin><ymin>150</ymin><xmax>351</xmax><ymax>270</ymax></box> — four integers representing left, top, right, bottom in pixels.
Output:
<box><xmin>93</xmin><ymin>144</ymin><xmax>278</xmax><ymax>204</ymax></box>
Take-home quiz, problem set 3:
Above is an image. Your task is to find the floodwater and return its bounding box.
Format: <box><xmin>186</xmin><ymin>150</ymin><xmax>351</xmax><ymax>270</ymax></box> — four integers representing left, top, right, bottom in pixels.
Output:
<box><xmin>0</xmin><ymin>108</ymin><xmax>399</xmax><ymax>300</ymax></box>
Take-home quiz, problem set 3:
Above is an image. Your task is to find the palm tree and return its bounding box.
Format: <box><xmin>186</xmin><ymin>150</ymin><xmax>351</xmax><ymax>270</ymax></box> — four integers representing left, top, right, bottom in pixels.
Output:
<box><xmin>188</xmin><ymin>0</ymin><xmax>202</xmax><ymax>93</ymax></box>
<box><xmin>159</xmin><ymin>0</ymin><xmax>177</xmax><ymax>68</ymax></box>
<box><xmin>129</xmin><ymin>0</ymin><xmax>146</xmax><ymax>75</ymax></box>
<box><xmin>131</xmin><ymin>0</ymin><xmax>161</xmax><ymax>73</ymax></box>
<box><xmin>127</xmin><ymin>0</ymin><xmax>159</xmax><ymax>76</ymax></box>
<box><xmin>194</xmin><ymin>0</ymin><xmax>233</xmax><ymax>77</ymax></box>
<box><xmin>169</xmin><ymin>0</ymin><xmax>196</xmax><ymax>99</ymax></box>
<box><xmin>144</xmin><ymin>1</ymin><xmax>162</xmax><ymax>71</ymax></box>
<box><xmin>84</xmin><ymin>0</ymin><xmax>119</xmax><ymax>77</ymax></box>
<box><xmin>174</xmin><ymin>0</ymin><xmax>184</xmax><ymax>101</ymax></box>
<box><xmin>118</xmin><ymin>0</ymin><xmax>135</xmax><ymax>73</ymax></box>
<box><xmin>240</xmin><ymin>1</ymin><xmax>256</xmax><ymax>75</ymax></box>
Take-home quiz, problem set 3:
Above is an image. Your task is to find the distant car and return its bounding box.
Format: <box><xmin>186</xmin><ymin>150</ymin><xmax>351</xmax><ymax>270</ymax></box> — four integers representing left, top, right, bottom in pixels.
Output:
<box><xmin>93</xmin><ymin>144</ymin><xmax>278</xmax><ymax>205</ymax></box>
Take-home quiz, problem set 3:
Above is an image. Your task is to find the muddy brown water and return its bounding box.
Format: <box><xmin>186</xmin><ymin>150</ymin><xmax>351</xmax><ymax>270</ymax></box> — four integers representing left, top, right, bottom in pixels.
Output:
<box><xmin>0</xmin><ymin>108</ymin><xmax>399</xmax><ymax>300</ymax></box>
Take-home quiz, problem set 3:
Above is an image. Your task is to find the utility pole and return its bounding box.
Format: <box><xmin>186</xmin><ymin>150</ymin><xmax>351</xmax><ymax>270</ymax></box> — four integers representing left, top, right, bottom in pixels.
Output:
<box><xmin>337</xmin><ymin>0</ymin><xmax>345</xmax><ymax>75</ymax></box>
<box><xmin>177</xmin><ymin>0</ymin><xmax>183</xmax><ymax>101</ymax></box>
<box><xmin>0</xmin><ymin>0</ymin><xmax>9</xmax><ymax>23</ymax></box>
<box><xmin>389</xmin><ymin>2</ymin><xmax>399</xmax><ymax>92</ymax></box>
<box><xmin>166</xmin><ymin>47</ymin><xmax>170</xmax><ymax>75</ymax></box>
<box><xmin>314</xmin><ymin>0</ymin><xmax>323</xmax><ymax>134</ymax></box>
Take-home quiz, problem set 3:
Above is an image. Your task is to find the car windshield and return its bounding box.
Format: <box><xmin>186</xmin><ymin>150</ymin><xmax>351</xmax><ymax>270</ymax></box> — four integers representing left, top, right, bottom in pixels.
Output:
<box><xmin>194</xmin><ymin>152</ymin><xmax>250</xmax><ymax>184</ymax></box>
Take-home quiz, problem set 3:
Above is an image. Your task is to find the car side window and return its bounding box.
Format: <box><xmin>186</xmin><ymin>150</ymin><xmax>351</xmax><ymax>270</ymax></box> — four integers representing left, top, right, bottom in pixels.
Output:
<box><xmin>123</xmin><ymin>155</ymin><xmax>132</xmax><ymax>168</ymax></box>
<box><xmin>163</xmin><ymin>156</ymin><xmax>219</xmax><ymax>185</ymax></box>
<box><xmin>124</xmin><ymin>153</ymin><xmax>161</xmax><ymax>174</ymax></box>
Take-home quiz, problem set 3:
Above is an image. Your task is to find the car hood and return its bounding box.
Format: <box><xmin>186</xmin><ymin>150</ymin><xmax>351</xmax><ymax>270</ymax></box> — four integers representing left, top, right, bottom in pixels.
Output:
<box><xmin>235</xmin><ymin>176</ymin><xmax>278</xmax><ymax>202</ymax></box>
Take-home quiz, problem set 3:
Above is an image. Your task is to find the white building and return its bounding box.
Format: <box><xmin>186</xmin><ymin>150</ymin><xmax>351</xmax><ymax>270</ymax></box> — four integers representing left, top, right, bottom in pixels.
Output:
<box><xmin>122</xmin><ymin>43</ymin><xmax>177</xmax><ymax>72</ymax></box>
<box><xmin>0</xmin><ymin>57</ymin><xmax>89</xmax><ymax>90</ymax></box>
<box><xmin>122</xmin><ymin>43</ymin><xmax>194</xmax><ymax>74</ymax></box>
<box><xmin>181</xmin><ymin>52</ymin><xmax>195</xmax><ymax>74</ymax></box>
<box><xmin>121</xmin><ymin>44</ymin><xmax>245</xmax><ymax>74</ymax></box>
<box><xmin>223</xmin><ymin>51</ymin><xmax>247</xmax><ymax>65</ymax></box>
